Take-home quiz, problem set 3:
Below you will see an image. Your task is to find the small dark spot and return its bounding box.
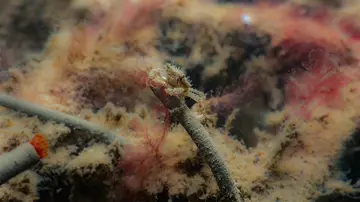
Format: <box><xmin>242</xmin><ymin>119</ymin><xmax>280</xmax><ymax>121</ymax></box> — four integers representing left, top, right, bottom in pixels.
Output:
<box><xmin>317</xmin><ymin>115</ymin><xmax>329</xmax><ymax>125</ymax></box>
<box><xmin>251</xmin><ymin>185</ymin><xmax>265</xmax><ymax>194</ymax></box>
<box><xmin>114</xmin><ymin>114</ymin><xmax>122</xmax><ymax>122</ymax></box>
<box><xmin>176</xmin><ymin>154</ymin><xmax>204</xmax><ymax>177</ymax></box>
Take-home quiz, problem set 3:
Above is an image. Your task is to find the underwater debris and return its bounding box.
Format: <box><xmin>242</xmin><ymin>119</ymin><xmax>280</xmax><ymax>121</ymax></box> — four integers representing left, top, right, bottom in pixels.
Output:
<box><xmin>0</xmin><ymin>93</ymin><xmax>124</xmax><ymax>144</ymax></box>
<box><xmin>0</xmin><ymin>134</ymin><xmax>48</xmax><ymax>185</ymax></box>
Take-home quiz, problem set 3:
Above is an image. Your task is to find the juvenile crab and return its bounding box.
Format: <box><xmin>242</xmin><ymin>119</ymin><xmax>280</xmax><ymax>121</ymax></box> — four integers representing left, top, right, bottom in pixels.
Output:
<box><xmin>148</xmin><ymin>62</ymin><xmax>205</xmax><ymax>103</ymax></box>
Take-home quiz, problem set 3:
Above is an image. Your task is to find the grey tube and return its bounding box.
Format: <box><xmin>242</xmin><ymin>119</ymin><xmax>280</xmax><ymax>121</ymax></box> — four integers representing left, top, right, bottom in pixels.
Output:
<box><xmin>150</xmin><ymin>87</ymin><xmax>244</xmax><ymax>202</ymax></box>
<box><xmin>0</xmin><ymin>143</ymin><xmax>40</xmax><ymax>185</ymax></box>
<box><xmin>0</xmin><ymin>94</ymin><xmax>124</xmax><ymax>145</ymax></box>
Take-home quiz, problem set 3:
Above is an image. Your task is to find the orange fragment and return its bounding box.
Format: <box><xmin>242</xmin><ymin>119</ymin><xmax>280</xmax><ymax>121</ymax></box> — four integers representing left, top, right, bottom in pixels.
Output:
<box><xmin>30</xmin><ymin>134</ymin><xmax>49</xmax><ymax>159</ymax></box>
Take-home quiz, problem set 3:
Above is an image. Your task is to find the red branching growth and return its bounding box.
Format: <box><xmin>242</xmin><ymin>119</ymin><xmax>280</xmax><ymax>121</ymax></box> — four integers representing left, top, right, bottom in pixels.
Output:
<box><xmin>30</xmin><ymin>134</ymin><xmax>49</xmax><ymax>159</ymax></box>
<box><xmin>205</xmin><ymin>74</ymin><xmax>261</xmax><ymax>117</ymax></box>
<box><xmin>281</xmin><ymin>42</ymin><xmax>354</xmax><ymax>119</ymax></box>
<box><xmin>338</xmin><ymin>17</ymin><xmax>360</xmax><ymax>41</ymax></box>
<box><xmin>256</xmin><ymin>4</ymin><xmax>360</xmax><ymax>119</ymax></box>
<box><xmin>289</xmin><ymin>5</ymin><xmax>331</xmax><ymax>24</ymax></box>
<box><xmin>275</xmin><ymin>40</ymin><xmax>326</xmax><ymax>71</ymax></box>
<box><xmin>125</xmin><ymin>69</ymin><xmax>163</xmax><ymax>90</ymax></box>
<box><xmin>109</xmin><ymin>0</ymin><xmax>166</xmax><ymax>38</ymax></box>
<box><xmin>129</xmin><ymin>70</ymin><xmax>151</xmax><ymax>89</ymax></box>
<box><xmin>119</xmin><ymin>102</ymin><xmax>170</xmax><ymax>191</ymax></box>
